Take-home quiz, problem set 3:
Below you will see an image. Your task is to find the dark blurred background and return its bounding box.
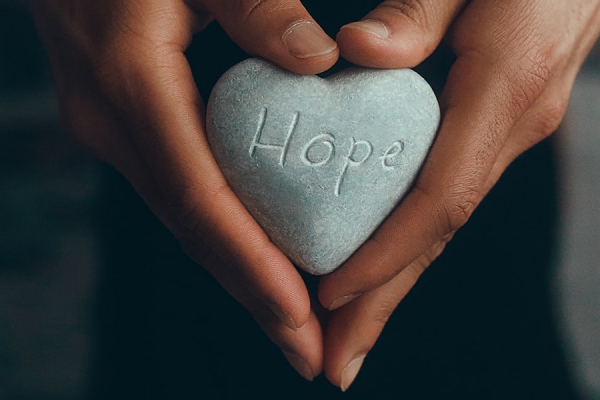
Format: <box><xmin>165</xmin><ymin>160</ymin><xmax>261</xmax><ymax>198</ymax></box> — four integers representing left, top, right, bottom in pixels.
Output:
<box><xmin>0</xmin><ymin>0</ymin><xmax>599</xmax><ymax>399</ymax></box>
<box><xmin>1</xmin><ymin>1</ymin><xmax>100</xmax><ymax>399</ymax></box>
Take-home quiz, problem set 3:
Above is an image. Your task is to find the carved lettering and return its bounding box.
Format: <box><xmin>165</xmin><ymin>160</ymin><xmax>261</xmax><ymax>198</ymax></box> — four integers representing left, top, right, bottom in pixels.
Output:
<box><xmin>249</xmin><ymin>108</ymin><xmax>407</xmax><ymax>196</ymax></box>
<box><xmin>381</xmin><ymin>140</ymin><xmax>405</xmax><ymax>170</ymax></box>
<box><xmin>249</xmin><ymin>107</ymin><xmax>299</xmax><ymax>167</ymax></box>
<box><xmin>335</xmin><ymin>137</ymin><xmax>373</xmax><ymax>197</ymax></box>
<box><xmin>301</xmin><ymin>133</ymin><xmax>336</xmax><ymax>167</ymax></box>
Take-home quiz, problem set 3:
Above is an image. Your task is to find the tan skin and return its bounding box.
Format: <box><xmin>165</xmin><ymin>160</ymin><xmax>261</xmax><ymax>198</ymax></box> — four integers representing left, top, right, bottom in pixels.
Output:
<box><xmin>30</xmin><ymin>0</ymin><xmax>600</xmax><ymax>391</ymax></box>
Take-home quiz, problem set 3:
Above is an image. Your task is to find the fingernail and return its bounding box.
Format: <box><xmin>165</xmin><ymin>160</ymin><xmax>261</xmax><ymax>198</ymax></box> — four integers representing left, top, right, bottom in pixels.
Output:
<box><xmin>342</xmin><ymin>19</ymin><xmax>390</xmax><ymax>39</ymax></box>
<box><xmin>283</xmin><ymin>21</ymin><xmax>337</xmax><ymax>59</ymax></box>
<box><xmin>283</xmin><ymin>351</ymin><xmax>315</xmax><ymax>381</ymax></box>
<box><xmin>341</xmin><ymin>355</ymin><xmax>366</xmax><ymax>392</ymax></box>
<box><xmin>266</xmin><ymin>302</ymin><xmax>297</xmax><ymax>331</ymax></box>
<box><xmin>329</xmin><ymin>293</ymin><xmax>362</xmax><ymax>310</ymax></box>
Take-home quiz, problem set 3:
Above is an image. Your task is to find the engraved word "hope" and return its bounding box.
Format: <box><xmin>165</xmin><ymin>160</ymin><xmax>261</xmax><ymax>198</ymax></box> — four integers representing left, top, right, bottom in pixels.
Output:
<box><xmin>249</xmin><ymin>108</ymin><xmax>405</xmax><ymax>196</ymax></box>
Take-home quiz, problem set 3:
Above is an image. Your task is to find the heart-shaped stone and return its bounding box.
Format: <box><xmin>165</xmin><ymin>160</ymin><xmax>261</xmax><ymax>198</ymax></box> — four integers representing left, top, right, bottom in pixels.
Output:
<box><xmin>207</xmin><ymin>58</ymin><xmax>440</xmax><ymax>275</ymax></box>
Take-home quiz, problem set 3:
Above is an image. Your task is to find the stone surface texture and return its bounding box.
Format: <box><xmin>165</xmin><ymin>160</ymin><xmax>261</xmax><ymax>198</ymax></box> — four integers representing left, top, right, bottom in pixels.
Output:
<box><xmin>207</xmin><ymin>58</ymin><xmax>440</xmax><ymax>275</ymax></box>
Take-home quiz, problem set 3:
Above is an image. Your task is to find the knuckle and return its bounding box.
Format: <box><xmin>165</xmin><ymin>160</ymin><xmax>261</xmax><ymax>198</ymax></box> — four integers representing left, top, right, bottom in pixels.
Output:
<box><xmin>375</xmin><ymin>0</ymin><xmax>443</xmax><ymax>60</ymax></box>
<box><xmin>419</xmin><ymin>240</ymin><xmax>448</xmax><ymax>267</ymax></box>
<box><xmin>534</xmin><ymin>96</ymin><xmax>569</xmax><ymax>138</ymax></box>
<box><xmin>180</xmin><ymin>237</ymin><xmax>213</xmax><ymax>266</ymax></box>
<box><xmin>380</xmin><ymin>0</ymin><xmax>428</xmax><ymax>28</ymax></box>
<box><xmin>92</xmin><ymin>45</ymin><xmax>143</xmax><ymax>99</ymax></box>
<box><xmin>167</xmin><ymin>181</ymin><xmax>230</xmax><ymax>238</ymax></box>
<box><xmin>228</xmin><ymin>0</ymin><xmax>278</xmax><ymax>22</ymax></box>
<box><xmin>169</xmin><ymin>190</ymin><xmax>206</xmax><ymax>231</ymax></box>
<box><xmin>525</xmin><ymin>52</ymin><xmax>553</xmax><ymax>90</ymax></box>
<box><xmin>243</xmin><ymin>0</ymin><xmax>272</xmax><ymax>21</ymax></box>
<box><xmin>518</xmin><ymin>86</ymin><xmax>570</xmax><ymax>147</ymax></box>
<box><xmin>412</xmin><ymin>182</ymin><xmax>480</xmax><ymax>238</ymax></box>
<box><xmin>439</xmin><ymin>184</ymin><xmax>482</xmax><ymax>233</ymax></box>
<box><xmin>505</xmin><ymin>51</ymin><xmax>553</xmax><ymax>117</ymax></box>
<box><xmin>372</xmin><ymin>297</ymin><xmax>398</xmax><ymax>328</ymax></box>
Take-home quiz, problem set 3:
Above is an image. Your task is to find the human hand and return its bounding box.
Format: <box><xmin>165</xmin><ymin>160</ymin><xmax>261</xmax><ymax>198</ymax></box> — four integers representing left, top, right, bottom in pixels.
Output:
<box><xmin>316</xmin><ymin>0</ymin><xmax>600</xmax><ymax>390</ymax></box>
<box><xmin>29</xmin><ymin>0</ymin><xmax>341</xmax><ymax>381</ymax></box>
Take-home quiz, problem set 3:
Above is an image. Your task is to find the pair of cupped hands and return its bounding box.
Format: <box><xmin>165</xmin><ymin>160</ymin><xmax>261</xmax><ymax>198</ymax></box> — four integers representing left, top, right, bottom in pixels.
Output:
<box><xmin>30</xmin><ymin>0</ymin><xmax>600</xmax><ymax>391</ymax></box>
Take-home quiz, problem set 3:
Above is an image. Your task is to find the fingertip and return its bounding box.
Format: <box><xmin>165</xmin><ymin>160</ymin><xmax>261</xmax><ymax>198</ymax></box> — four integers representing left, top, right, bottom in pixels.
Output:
<box><xmin>279</xmin><ymin>20</ymin><xmax>339</xmax><ymax>74</ymax></box>
<box><xmin>325</xmin><ymin>349</ymin><xmax>366</xmax><ymax>391</ymax></box>
<box><xmin>322</xmin><ymin>301</ymin><xmax>371</xmax><ymax>391</ymax></box>
<box><xmin>283</xmin><ymin>351</ymin><xmax>316</xmax><ymax>381</ymax></box>
<box><xmin>240</xmin><ymin>241</ymin><xmax>313</xmax><ymax>329</ymax></box>
<box><xmin>207</xmin><ymin>0</ymin><xmax>339</xmax><ymax>75</ymax></box>
<box><xmin>343</xmin><ymin>19</ymin><xmax>391</xmax><ymax>40</ymax></box>
<box><xmin>318</xmin><ymin>263</ymin><xmax>369</xmax><ymax>311</ymax></box>
<box><xmin>327</xmin><ymin>293</ymin><xmax>362</xmax><ymax>311</ymax></box>
<box><xmin>337</xmin><ymin>0</ymin><xmax>468</xmax><ymax>70</ymax></box>
<box><xmin>291</xmin><ymin>301</ymin><xmax>311</xmax><ymax>330</ymax></box>
<box><xmin>278</xmin><ymin>311</ymin><xmax>324</xmax><ymax>381</ymax></box>
<box><xmin>317</xmin><ymin>275</ymin><xmax>340</xmax><ymax>311</ymax></box>
<box><xmin>266</xmin><ymin>302</ymin><xmax>299</xmax><ymax>331</ymax></box>
<box><xmin>337</xmin><ymin>19</ymin><xmax>428</xmax><ymax>68</ymax></box>
<box><xmin>266</xmin><ymin>285</ymin><xmax>311</xmax><ymax>331</ymax></box>
<box><xmin>340</xmin><ymin>355</ymin><xmax>366</xmax><ymax>392</ymax></box>
<box><xmin>235</xmin><ymin>18</ymin><xmax>339</xmax><ymax>75</ymax></box>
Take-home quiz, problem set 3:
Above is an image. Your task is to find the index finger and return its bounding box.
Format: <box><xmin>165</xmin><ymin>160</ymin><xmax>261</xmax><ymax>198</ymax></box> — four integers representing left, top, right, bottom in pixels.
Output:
<box><xmin>318</xmin><ymin>1</ymin><xmax>560</xmax><ymax>309</ymax></box>
<box><xmin>92</xmin><ymin>5</ymin><xmax>312</xmax><ymax>328</ymax></box>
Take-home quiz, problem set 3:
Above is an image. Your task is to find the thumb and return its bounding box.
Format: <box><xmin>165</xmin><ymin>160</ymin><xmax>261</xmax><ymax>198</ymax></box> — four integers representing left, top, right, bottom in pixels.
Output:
<box><xmin>197</xmin><ymin>0</ymin><xmax>339</xmax><ymax>74</ymax></box>
<box><xmin>337</xmin><ymin>0</ymin><xmax>466</xmax><ymax>68</ymax></box>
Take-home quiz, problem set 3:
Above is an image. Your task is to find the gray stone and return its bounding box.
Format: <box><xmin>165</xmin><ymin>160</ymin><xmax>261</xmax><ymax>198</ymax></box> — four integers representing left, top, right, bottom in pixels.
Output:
<box><xmin>207</xmin><ymin>58</ymin><xmax>440</xmax><ymax>275</ymax></box>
